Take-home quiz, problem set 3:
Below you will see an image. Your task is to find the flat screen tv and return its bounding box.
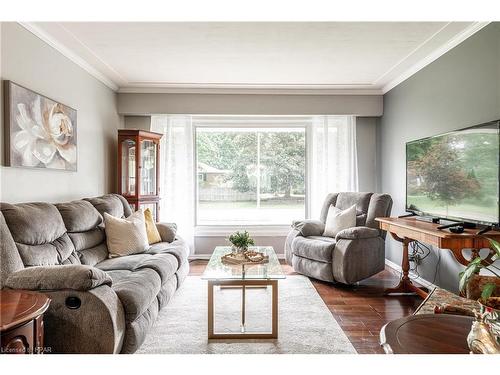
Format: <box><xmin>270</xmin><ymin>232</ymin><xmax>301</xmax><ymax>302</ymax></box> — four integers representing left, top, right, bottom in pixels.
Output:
<box><xmin>406</xmin><ymin>120</ymin><xmax>500</xmax><ymax>227</ymax></box>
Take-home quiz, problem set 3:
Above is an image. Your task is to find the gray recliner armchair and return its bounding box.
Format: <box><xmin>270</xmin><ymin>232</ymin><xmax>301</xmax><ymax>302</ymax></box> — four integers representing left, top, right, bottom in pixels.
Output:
<box><xmin>285</xmin><ymin>192</ymin><xmax>392</xmax><ymax>284</ymax></box>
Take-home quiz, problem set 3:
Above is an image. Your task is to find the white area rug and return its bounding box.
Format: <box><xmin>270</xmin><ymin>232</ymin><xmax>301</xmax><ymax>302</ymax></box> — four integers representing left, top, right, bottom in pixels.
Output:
<box><xmin>137</xmin><ymin>275</ymin><xmax>356</xmax><ymax>354</ymax></box>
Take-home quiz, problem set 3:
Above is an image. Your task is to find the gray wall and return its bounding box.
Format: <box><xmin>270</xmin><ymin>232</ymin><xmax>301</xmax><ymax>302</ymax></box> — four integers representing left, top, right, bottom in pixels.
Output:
<box><xmin>123</xmin><ymin>115</ymin><xmax>151</xmax><ymax>131</ymax></box>
<box><xmin>379</xmin><ymin>23</ymin><xmax>500</xmax><ymax>292</ymax></box>
<box><xmin>0</xmin><ymin>23</ymin><xmax>120</xmax><ymax>203</ymax></box>
<box><xmin>356</xmin><ymin>117</ymin><xmax>378</xmax><ymax>193</ymax></box>
<box><xmin>118</xmin><ymin>92</ymin><xmax>383</xmax><ymax>116</ymax></box>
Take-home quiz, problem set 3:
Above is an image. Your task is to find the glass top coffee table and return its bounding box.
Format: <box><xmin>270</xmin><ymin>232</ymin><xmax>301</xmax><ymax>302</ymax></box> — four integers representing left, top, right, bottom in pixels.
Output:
<box><xmin>202</xmin><ymin>246</ymin><xmax>285</xmax><ymax>339</ymax></box>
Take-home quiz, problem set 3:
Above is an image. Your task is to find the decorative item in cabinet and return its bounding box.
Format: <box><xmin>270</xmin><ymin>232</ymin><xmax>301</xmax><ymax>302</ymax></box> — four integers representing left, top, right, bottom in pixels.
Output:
<box><xmin>118</xmin><ymin>129</ymin><xmax>162</xmax><ymax>221</ymax></box>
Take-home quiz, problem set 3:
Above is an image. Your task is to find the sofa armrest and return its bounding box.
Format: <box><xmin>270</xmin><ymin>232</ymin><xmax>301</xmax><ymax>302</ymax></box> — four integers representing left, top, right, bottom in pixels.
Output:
<box><xmin>156</xmin><ymin>222</ymin><xmax>178</xmax><ymax>243</ymax></box>
<box><xmin>5</xmin><ymin>265</ymin><xmax>112</xmax><ymax>291</ymax></box>
<box><xmin>292</xmin><ymin>219</ymin><xmax>325</xmax><ymax>237</ymax></box>
<box><xmin>335</xmin><ymin>226</ymin><xmax>381</xmax><ymax>241</ymax></box>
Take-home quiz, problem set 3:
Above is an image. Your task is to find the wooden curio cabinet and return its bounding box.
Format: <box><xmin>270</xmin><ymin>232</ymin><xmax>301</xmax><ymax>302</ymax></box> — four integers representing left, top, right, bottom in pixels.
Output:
<box><xmin>118</xmin><ymin>129</ymin><xmax>162</xmax><ymax>221</ymax></box>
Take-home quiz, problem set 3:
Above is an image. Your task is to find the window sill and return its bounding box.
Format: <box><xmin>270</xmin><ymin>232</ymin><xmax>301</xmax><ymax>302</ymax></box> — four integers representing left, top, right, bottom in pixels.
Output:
<box><xmin>194</xmin><ymin>225</ymin><xmax>291</xmax><ymax>237</ymax></box>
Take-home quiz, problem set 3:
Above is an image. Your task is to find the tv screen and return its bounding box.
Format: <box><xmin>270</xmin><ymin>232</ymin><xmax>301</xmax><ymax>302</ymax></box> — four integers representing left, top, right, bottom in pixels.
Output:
<box><xmin>406</xmin><ymin>120</ymin><xmax>500</xmax><ymax>226</ymax></box>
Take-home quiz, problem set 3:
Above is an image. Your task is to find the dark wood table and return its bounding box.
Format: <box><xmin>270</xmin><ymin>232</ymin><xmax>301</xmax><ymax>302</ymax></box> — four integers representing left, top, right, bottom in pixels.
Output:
<box><xmin>380</xmin><ymin>314</ymin><xmax>473</xmax><ymax>354</ymax></box>
<box><xmin>1</xmin><ymin>290</ymin><xmax>51</xmax><ymax>354</ymax></box>
<box><xmin>376</xmin><ymin>217</ymin><xmax>500</xmax><ymax>299</ymax></box>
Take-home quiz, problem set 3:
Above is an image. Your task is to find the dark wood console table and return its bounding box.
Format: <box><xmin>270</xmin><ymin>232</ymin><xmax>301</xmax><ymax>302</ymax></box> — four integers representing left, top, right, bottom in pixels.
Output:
<box><xmin>375</xmin><ymin>217</ymin><xmax>500</xmax><ymax>298</ymax></box>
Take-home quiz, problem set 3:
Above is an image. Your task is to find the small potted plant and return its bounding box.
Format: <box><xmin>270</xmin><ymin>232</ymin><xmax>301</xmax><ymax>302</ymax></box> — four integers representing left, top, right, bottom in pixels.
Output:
<box><xmin>459</xmin><ymin>237</ymin><xmax>500</xmax><ymax>348</ymax></box>
<box><xmin>228</xmin><ymin>231</ymin><xmax>255</xmax><ymax>254</ymax></box>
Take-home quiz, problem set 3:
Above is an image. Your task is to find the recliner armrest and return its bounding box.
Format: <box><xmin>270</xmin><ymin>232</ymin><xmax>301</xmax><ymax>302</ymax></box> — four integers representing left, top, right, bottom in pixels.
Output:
<box><xmin>156</xmin><ymin>222</ymin><xmax>178</xmax><ymax>243</ymax></box>
<box><xmin>5</xmin><ymin>265</ymin><xmax>112</xmax><ymax>291</ymax></box>
<box><xmin>335</xmin><ymin>226</ymin><xmax>380</xmax><ymax>241</ymax></box>
<box><xmin>292</xmin><ymin>219</ymin><xmax>325</xmax><ymax>237</ymax></box>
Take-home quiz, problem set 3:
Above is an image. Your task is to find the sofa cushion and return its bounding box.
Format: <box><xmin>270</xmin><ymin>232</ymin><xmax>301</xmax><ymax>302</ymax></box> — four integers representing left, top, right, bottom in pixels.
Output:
<box><xmin>335</xmin><ymin>192</ymin><xmax>373</xmax><ymax>214</ymax></box>
<box><xmin>96</xmin><ymin>253</ymin><xmax>178</xmax><ymax>284</ymax></box>
<box><xmin>292</xmin><ymin>219</ymin><xmax>325</xmax><ymax>237</ymax></box>
<box><xmin>85</xmin><ymin>194</ymin><xmax>132</xmax><ymax>219</ymax></box>
<box><xmin>1</xmin><ymin>202</ymin><xmax>66</xmax><ymax>245</ymax></box>
<box><xmin>157</xmin><ymin>277</ymin><xmax>178</xmax><ymax>310</ymax></box>
<box><xmin>292</xmin><ymin>254</ymin><xmax>334</xmax><ymax>282</ymax></box>
<box><xmin>0</xmin><ymin>202</ymin><xmax>80</xmax><ymax>266</ymax></box>
<box><xmin>106</xmin><ymin>268</ymin><xmax>161</xmax><ymax>321</ymax></box>
<box><xmin>136</xmin><ymin>254</ymin><xmax>178</xmax><ymax>284</ymax></box>
<box><xmin>155</xmin><ymin>222</ymin><xmax>177</xmax><ymax>243</ymax></box>
<box><xmin>291</xmin><ymin>236</ymin><xmax>336</xmax><ymax>263</ymax></box>
<box><xmin>5</xmin><ymin>264</ymin><xmax>112</xmax><ymax>291</ymax></box>
<box><xmin>365</xmin><ymin>193</ymin><xmax>393</xmax><ymax>230</ymax></box>
<box><xmin>121</xmin><ymin>298</ymin><xmax>159</xmax><ymax>353</ymax></box>
<box><xmin>56</xmin><ymin>200</ymin><xmax>102</xmax><ymax>232</ymax></box>
<box><xmin>148</xmin><ymin>240</ymin><xmax>189</xmax><ymax>267</ymax></box>
<box><xmin>57</xmin><ymin>200</ymin><xmax>109</xmax><ymax>265</ymax></box>
<box><xmin>68</xmin><ymin>228</ymin><xmax>105</xmax><ymax>252</ymax></box>
<box><xmin>97</xmin><ymin>254</ymin><xmax>152</xmax><ymax>271</ymax></box>
<box><xmin>78</xmin><ymin>243</ymin><xmax>109</xmax><ymax>266</ymax></box>
<box><xmin>16</xmin><ymin>233</ymin><xmax>80</xmax><ymax>266</ymax></box>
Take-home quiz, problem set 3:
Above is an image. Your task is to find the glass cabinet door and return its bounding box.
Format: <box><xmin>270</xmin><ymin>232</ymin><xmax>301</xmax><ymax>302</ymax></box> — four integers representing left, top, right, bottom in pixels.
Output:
<box><xmin>121</xmin><ymin>139</ymin><xmax>136</xmax><ymax>196</ymax></box>
<box><xmin>140</xmin><ymin>140</ymin><xmax>157</xmax><ymax>196</ymax></box>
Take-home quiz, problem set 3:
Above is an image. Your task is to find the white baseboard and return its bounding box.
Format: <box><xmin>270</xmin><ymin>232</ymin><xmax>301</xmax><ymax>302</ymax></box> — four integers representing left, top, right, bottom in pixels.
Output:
<box><xmin>384</xmin><ymin>258</ymin><xmax>438</xmax><ymax>291</ymax></box>
<box><xmin>189</xmin><ymin>254</ymin><xmax>212</xmax><ymax>260</ymax></box>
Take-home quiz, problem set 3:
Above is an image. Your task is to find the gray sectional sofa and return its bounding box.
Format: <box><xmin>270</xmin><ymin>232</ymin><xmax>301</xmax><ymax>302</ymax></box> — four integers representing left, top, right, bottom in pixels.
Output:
<box><xmin>0</xmin><ymin>194</ymin><xmax>189</xmax><ymax>354</ymax></box>
<box><xmin>285</xmin><ymin>192</ymin><xmax>392</xmax><ymax>284</ymax></box>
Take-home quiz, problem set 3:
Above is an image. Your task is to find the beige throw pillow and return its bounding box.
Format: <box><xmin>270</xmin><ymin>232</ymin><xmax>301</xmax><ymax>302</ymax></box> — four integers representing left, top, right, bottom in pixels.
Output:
<box><xmin>104</xmin><ymin>210</ymin><xmax>149</xmax><ymax>258</ymax></box>
<box><xmin>323</xmin><ymin>204</ymin><xmax>357</xmax><ymax>237</ymax></box>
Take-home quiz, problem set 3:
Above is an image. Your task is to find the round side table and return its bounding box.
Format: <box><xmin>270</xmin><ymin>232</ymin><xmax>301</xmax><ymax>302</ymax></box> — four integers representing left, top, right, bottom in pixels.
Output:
<box><xmin>1</xmin><ymin>290</ymin><xmax>51</xmax><ymax>354</ymax></box>
<box><xmin>380</xmin><ymin>313</ymin><xmax>473</xmax><ymax>354</ymax></box>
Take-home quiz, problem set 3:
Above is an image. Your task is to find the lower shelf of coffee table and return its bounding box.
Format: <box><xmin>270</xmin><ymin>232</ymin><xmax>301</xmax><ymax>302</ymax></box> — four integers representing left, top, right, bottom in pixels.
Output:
<box><xmin>207</xmin><ymin>279</ymin><xmax>279</xmax><ymax>339</ymax></box>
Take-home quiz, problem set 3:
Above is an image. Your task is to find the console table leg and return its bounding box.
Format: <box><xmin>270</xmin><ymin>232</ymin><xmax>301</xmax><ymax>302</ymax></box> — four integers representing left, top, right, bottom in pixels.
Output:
<box><xmin>384</xmin><ymin>238</ymin><xmax>428</xmax><ymax>299</ymax></box>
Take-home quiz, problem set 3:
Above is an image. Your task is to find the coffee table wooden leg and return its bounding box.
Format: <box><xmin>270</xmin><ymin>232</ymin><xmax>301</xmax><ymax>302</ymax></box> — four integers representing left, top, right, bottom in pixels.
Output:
<box><xmin>208</xmin><ymin>279</ymin><xmax>279</xmax><ymax>339</ymax></box>
<box><xmin>208</xmin><ymin>281</ymin><xmax>214</xmax><ymax>339</ymax></box>
<box><xmin>271</xmin><ymin>280</ymin><xmax>278</xmax><ymax>339</ymax></box>
<box><xmin>241</xmin><ymin>285</ymin><xmax>246</xmax><ymax>333</ymax></box>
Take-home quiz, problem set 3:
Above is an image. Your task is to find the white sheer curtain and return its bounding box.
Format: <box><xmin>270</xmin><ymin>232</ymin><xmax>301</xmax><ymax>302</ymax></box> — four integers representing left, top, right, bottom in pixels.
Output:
<box><xmin>151</xmin><ymin>115</ymin><xmax>195</xmax><ymax>253</ymax></box>
<box><xmin>308</xmin><ymin>115</ymin><xmax>358</xmax><ymax>219</ymax></box>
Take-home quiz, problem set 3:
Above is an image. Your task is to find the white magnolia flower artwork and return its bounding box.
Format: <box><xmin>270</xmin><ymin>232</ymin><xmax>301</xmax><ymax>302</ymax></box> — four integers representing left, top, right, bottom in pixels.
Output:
<box><xmin>6</xmin><ymin>81</ymin><xmax>77</xmax><ymax>171</ymax></box>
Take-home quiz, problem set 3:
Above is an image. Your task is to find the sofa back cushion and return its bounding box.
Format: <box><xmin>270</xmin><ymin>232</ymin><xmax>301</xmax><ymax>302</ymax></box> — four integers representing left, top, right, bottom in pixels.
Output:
<box><xmin>365</xmin><ymin>193</ymin><xmax>393</xmax><ymax>237</ymax></box>
<box><xmin>84</xmin><ymin>194</ymin><xmax>132</xmax><ymax>219</ymax></box>
<box><xmin>320</xmin><ymin>192</ymin><xmax>373</xmax><ymax>226</ymax></box>
<box><xmin>0</xmin><ymin>202</ymin><xmax>80</xmax><ymax>266</ymax></box>
<box><xmin>56</xmin><ymin>200</ymin><xmax>109</xmax><ymax>266</ymax></box>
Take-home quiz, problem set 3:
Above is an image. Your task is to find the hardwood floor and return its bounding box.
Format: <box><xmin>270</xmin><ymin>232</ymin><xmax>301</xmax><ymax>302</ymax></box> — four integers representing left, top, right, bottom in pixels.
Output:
<box><xmin>189</xmin><ymin>260</ymin><xmax>423</xmax><ymax>354</ymax></box>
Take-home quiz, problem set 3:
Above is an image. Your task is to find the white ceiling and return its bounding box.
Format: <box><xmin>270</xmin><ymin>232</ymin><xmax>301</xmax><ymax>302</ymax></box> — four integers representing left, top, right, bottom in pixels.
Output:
<box><xmin>22</xmin><ymin>22</ymin><xmax>489</xmax><ymax>94</ymax></box>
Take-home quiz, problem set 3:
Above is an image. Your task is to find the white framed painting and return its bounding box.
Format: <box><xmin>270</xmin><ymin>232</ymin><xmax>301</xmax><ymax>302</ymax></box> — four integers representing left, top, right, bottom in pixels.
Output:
<box><xmin>3</xmin><ymin>80</ymin><xmax>77</xmax><ymax>171</ymax></box>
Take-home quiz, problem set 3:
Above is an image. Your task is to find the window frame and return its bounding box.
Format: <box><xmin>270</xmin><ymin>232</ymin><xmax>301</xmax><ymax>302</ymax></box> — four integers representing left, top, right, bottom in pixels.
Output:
<box><xmin>193</xmin><ymin>116</ymin><xmax>313</xmax><ymax>233</ymax></box>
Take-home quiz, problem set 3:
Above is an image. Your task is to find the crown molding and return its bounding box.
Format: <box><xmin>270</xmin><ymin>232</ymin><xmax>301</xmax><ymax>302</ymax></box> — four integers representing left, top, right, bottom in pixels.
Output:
<box><xmin>381</xmin><ymin>21</ymin><xmax>490</xmax><ymax>94</ymax></box>
<box><xmin>118</xmin><ymin>85</ymin><xmax>384</xmax><ymax>95</ymax></box>
<box><xmin>17</xmin><ymin>21</ymin><xmax>490</xmax><ymax>96</ymax></box>
<box><xmin>18</xmin><ymin>22</ymin><xmax>119</xmax><ymax>91</ymax></box>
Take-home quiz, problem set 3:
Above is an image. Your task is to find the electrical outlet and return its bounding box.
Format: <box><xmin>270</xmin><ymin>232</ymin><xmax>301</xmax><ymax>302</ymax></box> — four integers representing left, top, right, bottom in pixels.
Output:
<box><xmin>414</xmin><ymin>254</ymin><xmax>422</xmax><ymax>265</ymax></box>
